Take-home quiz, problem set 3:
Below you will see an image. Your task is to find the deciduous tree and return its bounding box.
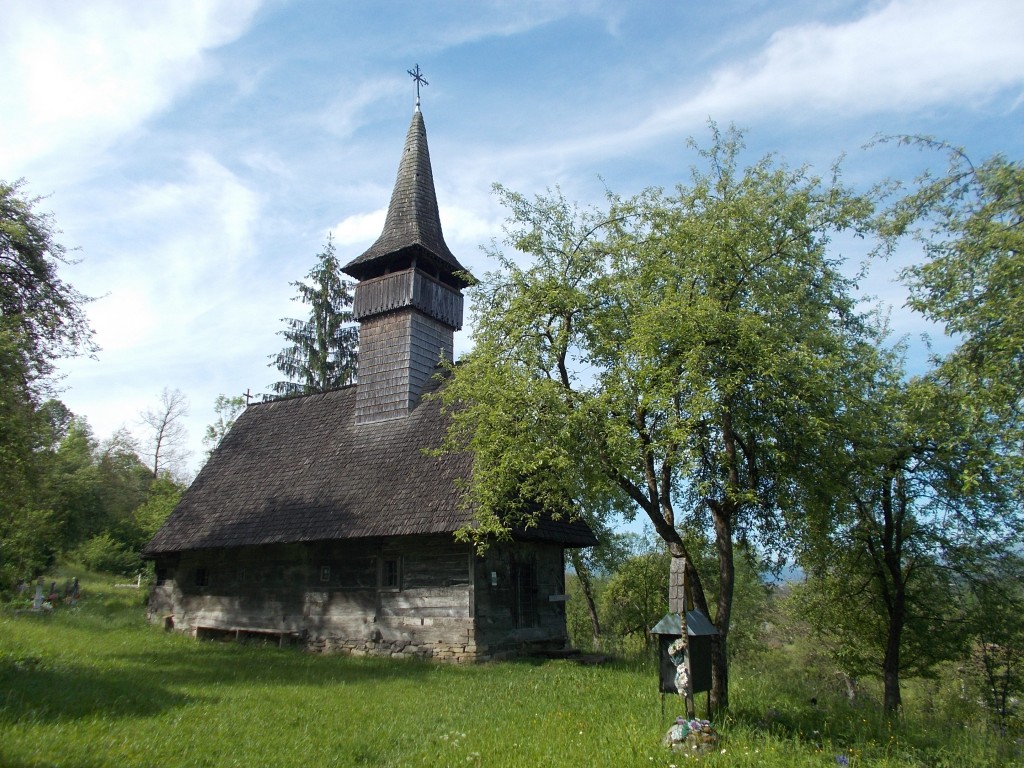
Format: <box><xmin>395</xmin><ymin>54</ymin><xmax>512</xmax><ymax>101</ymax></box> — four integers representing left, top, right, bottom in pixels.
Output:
<box><xmin>438</xmin><ymin>125</ymin><xmax>879</xmax><ymax>713</ymax></box>
<box><xmin>1</xmin><ymin>179</ymin><xmax>95</xmax><ymax>385</ymax></box>
<box><xmin>139</xmin><ymin>388</ymin><xmax>190</xmax><ymax>480</ymax></box>
<box><xmin>202</xmin><ymin>394</ymin><xmax>246</xmax><ymax>459</ymax></box>
<box><xmin>796</xmin><ymin>337</ymin><xmax>1018</xmax><ymax>712</ymax></box>
<box><xmin>1</xmin><ymin>179</ymin><xmax>94</xmax><ymax>587</ymax></box>
<box><xmin>887</xmin><ymin>140</ymin><xmax>1023</xmax><ymax>405</ymax></box>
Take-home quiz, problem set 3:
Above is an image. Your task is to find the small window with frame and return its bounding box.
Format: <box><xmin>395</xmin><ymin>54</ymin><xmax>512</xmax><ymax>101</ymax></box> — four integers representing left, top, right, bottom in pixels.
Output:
<box><xmin>320</xmin><ymin>565</ymin><xmax>331</xmax><ymax>583</ymax></box>
<box><xmin>195</xmin><ymin>567</ymin><xmax>209</xmax><ymax>588</ymax></box>
<box><xmin>379</xmin><ymin>556</ymin><xmax>401</xmax><ymax>590</ymax></box>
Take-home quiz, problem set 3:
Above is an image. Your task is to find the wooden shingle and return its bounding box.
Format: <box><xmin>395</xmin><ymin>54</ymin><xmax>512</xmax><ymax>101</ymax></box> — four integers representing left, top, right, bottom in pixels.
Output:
<box><xmin>341</xmin><ymin>111</ymin><xmax>469</xmax><ymax>287</ymax></box>
<box><xmin>145</xmin><ymin>373</ymin><xmax>596</xmax><ymax>555</ymax></box>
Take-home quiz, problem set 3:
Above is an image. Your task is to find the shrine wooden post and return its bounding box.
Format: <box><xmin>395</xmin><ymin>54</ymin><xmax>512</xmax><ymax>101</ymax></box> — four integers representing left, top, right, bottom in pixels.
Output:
<box><xmin>669</xmin><ymin>556</ymin><xmax>696</xmax><ymax>718</ymax></box>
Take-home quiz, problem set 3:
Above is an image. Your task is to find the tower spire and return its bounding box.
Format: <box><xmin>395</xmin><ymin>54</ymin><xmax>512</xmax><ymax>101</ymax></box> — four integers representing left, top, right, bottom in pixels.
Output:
<box><xmin>341</xmin><ymin>89</ymin><xmax>473</xmax><ymax>425</ymax></box>
<box><xmin>342</xmin><ymin>106</ymin><xmax>468</xmax><ymax>287</ymax></box>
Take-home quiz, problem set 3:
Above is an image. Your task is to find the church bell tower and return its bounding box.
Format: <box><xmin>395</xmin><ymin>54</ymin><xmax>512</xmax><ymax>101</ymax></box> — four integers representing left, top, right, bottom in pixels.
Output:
<box><xmin>341</xmin><ymin>79</ymin><xmax>470</xmax><ymax>425</ymax></box>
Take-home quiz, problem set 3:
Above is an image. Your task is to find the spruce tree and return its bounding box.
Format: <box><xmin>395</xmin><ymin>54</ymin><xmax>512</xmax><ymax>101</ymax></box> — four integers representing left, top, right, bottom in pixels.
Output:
<box><xmin>269</xmin><ymin>236</ymin><xmax>358</xmax><ymax>397</ymax></box>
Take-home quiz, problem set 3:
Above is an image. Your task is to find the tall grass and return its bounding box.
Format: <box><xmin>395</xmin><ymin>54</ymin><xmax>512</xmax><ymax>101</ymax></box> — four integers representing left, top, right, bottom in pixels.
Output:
<box><xmin>1</xmin><ymin>573</ymin><xmax>1018</xmax><ymax>767</ymax></box>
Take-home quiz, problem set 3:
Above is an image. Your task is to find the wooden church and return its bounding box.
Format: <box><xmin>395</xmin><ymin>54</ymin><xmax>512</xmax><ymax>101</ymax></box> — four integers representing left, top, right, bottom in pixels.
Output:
<box><xmin>144</xmin><ymin>97</ymin><xmax>596</xmax><ymax>661</ymax></box>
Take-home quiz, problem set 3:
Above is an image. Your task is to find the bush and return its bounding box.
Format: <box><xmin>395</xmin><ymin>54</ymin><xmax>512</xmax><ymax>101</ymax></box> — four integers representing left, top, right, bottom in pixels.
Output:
<box><xmin>73</xmin><ymin>533</ymin><xmax>140</xmax><ymax>576</ymax></box>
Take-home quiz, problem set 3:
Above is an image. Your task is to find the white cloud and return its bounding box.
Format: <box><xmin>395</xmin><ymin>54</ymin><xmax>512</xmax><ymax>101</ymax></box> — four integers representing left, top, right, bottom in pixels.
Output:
<box><xmin>441</xmin><ymin>204</ymin><xmax>497</xmax><ymax>248</ymax></box>
<box><xmin>682</xmin><ymin>0</ymin><xmax>1024</xmax><ymax>119</ymax></box>
<box><xmin>0</xmin><ymin>0</ymin><xmax>264</xmax><ymax>176</ymax></box>
<box><xmin>64</xmin><ymin>152</ymin><xmax>263</xmax><ymax>368</ymax></box>
<box><xmin>386</xmin><ymin>0</ymin><xmax>621</xmax><ymax>53</ymax></box>
<box><xmin>56</xmin><ymin>149</ymin><xmax>266</xmax><ymax>469</ymax></box>
<box><xmin>332</xmin><ymin>209</ymin><xmax>386</xmax><ymax>246</ymax></box>
<box><xmin>318</xmin><ymin>79</ymin><xmax>403</xmax><ymax>140</ymax></box>
<box><xmin>513</xmin><ymin>0</ymin><xmax>1024</xmax><ymax>168</ymax></box>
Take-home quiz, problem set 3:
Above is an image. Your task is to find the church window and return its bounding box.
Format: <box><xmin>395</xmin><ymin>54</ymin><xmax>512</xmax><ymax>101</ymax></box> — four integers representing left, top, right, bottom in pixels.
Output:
<box><xmin>380</xmin><ymin>557</ymin><xmax>401</xmax><ymax>590</ymax></box>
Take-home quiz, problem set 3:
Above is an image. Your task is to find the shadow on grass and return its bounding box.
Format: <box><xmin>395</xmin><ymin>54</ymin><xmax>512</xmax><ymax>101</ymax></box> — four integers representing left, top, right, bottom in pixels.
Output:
<box><xmin>111</xmin><ymin>639</ymin><xmax>446</xmax><ymax>691</ymax></box>
<box><xmin>0</xmin><ymin>663</ymin><xmax>191</xmax><ymax>724</ymax></box>
<box><xmin>1</xmin><ymin>627</ymin><xmax>446</xmax><ymax>725</ymax></box>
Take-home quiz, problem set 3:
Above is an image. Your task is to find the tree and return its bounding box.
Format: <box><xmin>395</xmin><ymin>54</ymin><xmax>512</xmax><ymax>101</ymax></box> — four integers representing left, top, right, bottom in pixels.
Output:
<box><xmin>437</xmin><ymin>124</ymin><xmax>879</xmax><ymax>713</ymax></box>
<box><xmin>139</xmin><ymin>387</ymin><xmax>190</xmax><ymax>480</ymax></box>
<box><xmin>43</xmin><ymin>417</ymin><xmax>181</xmax><ymax>574</ymax></box>
<box><xmin>131</xmin><ymin>476</ymin><xmax>183</xmax><ymax>545</ymax></box>
<box><xmin>1</xmin><ymin>179</ymin><xmax>94</xmax><ymax>588</ymax></box>
<box><xmin>202</xmin><ymin>394</ymin><xmax>246</xmax><ymax>459</ymax></box>
<box><xmin>882</xmin><ymin>139</ymin><xmax>1024</xmax><ymax>487</ymax></box>
<box><xmin>887</xmin><ymin>140</ymin><xmax>1023</xmax><ymax>399</ymax></box>
<box><xmin>269</xmin><ymin>235</ymin><xmax>358</xmax><ymax>397</ymax></box>
<box><xmin>48</xmin><ymin>416</ymin><xmax>105</xmax><ymax>550</ymax></box>
<box><xmin>965</xmin><ymin>552</ymin><xmax>1024</xmax><ymax>734</ymax></box>
<box><xmin>795</xmin><ymin>335</ymin><xmax>1018</xmax><ymax>712</ymax></box>
<box><xmin>811</xmin><ymin>139</ymin><xmax>1024</xmax><ymax>712</ymax></box>
<box><xmin>1</xmin><ymin>179</ymin><xmax>95</xmax><ymax>385</ymax></box>
<box><xmin>601</xmin><ymin>548</ymin><xmax>671</xmax><ymax>650</ymax></box>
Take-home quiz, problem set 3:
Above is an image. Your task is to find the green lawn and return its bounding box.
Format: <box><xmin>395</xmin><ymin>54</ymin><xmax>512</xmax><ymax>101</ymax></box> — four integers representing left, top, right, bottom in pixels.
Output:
<box><xmin>1</xmin><ymin>579</ymin><xmax>1017</xmax><ymax>767</ymax></box>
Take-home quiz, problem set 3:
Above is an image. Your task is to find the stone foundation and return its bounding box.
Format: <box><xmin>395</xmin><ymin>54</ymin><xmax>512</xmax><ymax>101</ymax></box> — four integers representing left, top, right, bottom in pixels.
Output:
<box><xmin>304</xmin><ymin>635</ymin><xmax>490</xmax><ymax>662</ymax></box>
<box><xmin>303</xmin><ymin>635</ymin><xmax>569</xmax><ymax>663</ymax></box>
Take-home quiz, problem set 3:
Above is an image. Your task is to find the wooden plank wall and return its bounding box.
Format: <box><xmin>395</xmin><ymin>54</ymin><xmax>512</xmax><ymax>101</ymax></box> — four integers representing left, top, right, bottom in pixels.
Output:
<box><xmin>156</xmin><ymin>537</ymin><xmax>474</xmax><ymax>648</ymax></box>
<box><xmin>354</xmin><ymin>308</ymin><xmax>454</xmax><ymax>424</ymax></box>
<box><xmin>151</xmin><ymin>537</ymin><xmax>573</xmax><ymax>659</ymax></box>
<box><xmin>472</xmin><ymin>541</ymin><xmax>569</xmax><ymax>652</ymax></box>
<box><xmin>353</xmin><ymin>269</ymin><xmax>463</xmax><ymax>329</ymax></box>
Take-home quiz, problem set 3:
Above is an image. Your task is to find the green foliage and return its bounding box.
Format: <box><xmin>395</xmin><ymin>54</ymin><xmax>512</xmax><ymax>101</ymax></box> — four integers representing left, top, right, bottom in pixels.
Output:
<box><xmin>703</xmin><ymin>545</ymin><xmax>773</xmax><ymax>663</ymax></box>
<box><xmin>202</xmin><ymin>393</ymin><xmax>246</xmax><ymax>458</ymax></box>
<box><xmin>131</xmin><ymin>477</ymin><xmax>182</xmax><ymax>544</ymax></box>
<box><xmin>564</xmin><ymin>572</ymin><xmax>596</xmax><ymax>650</ymax></box>
<box><xmin>0</xmin><ymin>507</ymin><xmax>62</xmax><ymax>590</ymax></box>
<box><xmin>0</xmin><ymin>178</ymin><xmax>95</xmax><ymax>384</ymax></box>
<box><xmin>600</xmin><ymin>549</ymin><xmax>671</xmax><ymax>650</ymax></box>
<box><xmin>0</xmin><ymin>180</ymin><xmax>95</xmax><ymax>590</ymax></box>
<box><xmin>0</xmin><ymin>328</ymin><xmax>51</xmax><ymax>586</ymax></box>
<box><xmin>72</xmin><ymin>533</ymin><xmax>140</xmax><ymax>576</ymax></box>
<box><xmin>270</xmin><ymin>235</ymin><xmax>358</xmax><ymax>397</ymax></box>
<box><xmin>566</xmin><ymin>531</ymin><xmax>771</xmax><ymax>661</ymax></box>
<box><xmin>886</xmin><ymin>140</ymin><xmax>1024</xmax><ymax>425</ymax></box>
<box><xmin>787</xmin><ymin>557</ymin><xmax>963</xmax><ymax>684</ymax></box>
<box><xmin>795</xmin><ymin>291</ymin><xmax>1018</xmax><ymax>711</ymax></box>
<box><xmin>0</xmin><ymin>390</ymin><xmax>181</xmax><ymax>595</ymax></box>
<box><xmin>963</xmin><ymin>552</ymin><xmax>1024</xmax><ymax>734</ymax></box>
<box><xmin>438</xmin><ymin>124</ymin><xmax>881</xmax><ymax>711</ymax></box>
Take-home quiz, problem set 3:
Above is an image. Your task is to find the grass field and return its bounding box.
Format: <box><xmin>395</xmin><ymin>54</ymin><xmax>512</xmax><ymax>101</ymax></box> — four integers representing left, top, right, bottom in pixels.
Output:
<box><xmin>1</xmin><ymin>574</ymin><xmax>1018</xmax><ymax>767</ymax></box>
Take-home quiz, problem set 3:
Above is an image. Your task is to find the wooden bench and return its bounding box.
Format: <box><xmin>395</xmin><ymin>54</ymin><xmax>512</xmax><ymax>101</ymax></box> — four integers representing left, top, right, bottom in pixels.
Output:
<box><xmin>194</xmin><ymin>625</ymin><xmax>303</xmax><ymax>648</ymax></box>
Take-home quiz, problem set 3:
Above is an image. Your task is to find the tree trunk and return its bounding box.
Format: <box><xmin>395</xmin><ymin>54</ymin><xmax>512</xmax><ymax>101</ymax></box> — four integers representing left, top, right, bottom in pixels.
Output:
<box><xmin>709</xmin><ymin>501</ymin><xmax>735</xmax><ymax>716</ymax></box>
<box><xmin>878</xmin><ymin>466</ymin><xmax>907</xmax><ymax>713</ymax></box>
<box><xmin>882</xmin><ymin>585</ymin><xmax>905</xmax><ymax>712</ymax></box>
<box><xmin>568</xmin><ymin>549</ymin><xmax>602</xmax><ymax>651</ymax></box>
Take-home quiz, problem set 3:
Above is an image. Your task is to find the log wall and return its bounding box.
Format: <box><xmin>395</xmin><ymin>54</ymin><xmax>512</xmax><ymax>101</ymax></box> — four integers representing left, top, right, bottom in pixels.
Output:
<box><xmin>471</xmin><ymin>541</ymin><xmax>570</xmax><ymax>658</ymax></box>
<box><xmin>148</xmin><ymin>536</ymin><xmax>572</xmax><ymax>661</ymax></box>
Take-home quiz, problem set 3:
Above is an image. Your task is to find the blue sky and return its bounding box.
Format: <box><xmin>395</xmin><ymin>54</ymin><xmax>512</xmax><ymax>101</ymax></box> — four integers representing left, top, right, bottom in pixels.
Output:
<box><xmin>3</xmin><ymin>0</ymin><xmax>1023</xmax><ymax>476</ymax></box>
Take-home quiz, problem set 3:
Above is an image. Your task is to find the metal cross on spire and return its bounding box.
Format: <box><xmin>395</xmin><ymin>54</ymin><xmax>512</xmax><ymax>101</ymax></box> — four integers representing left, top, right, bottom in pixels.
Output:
<box><xmin>407</xmin><ymin>64</ymin><xmax>428</xmax><ymax>110</ymax></box>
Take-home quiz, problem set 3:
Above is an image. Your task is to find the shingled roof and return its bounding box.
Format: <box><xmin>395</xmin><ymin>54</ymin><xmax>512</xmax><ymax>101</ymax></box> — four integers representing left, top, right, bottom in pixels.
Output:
<box><xmin>342</xmin><ymin>110</ymin><xmax>470</xmax><ymax>287</ymax></box>
<box><xmin>145</xmin><ymin>374</ymin><xmax>596</xmax><ymax>554</ymax></box>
